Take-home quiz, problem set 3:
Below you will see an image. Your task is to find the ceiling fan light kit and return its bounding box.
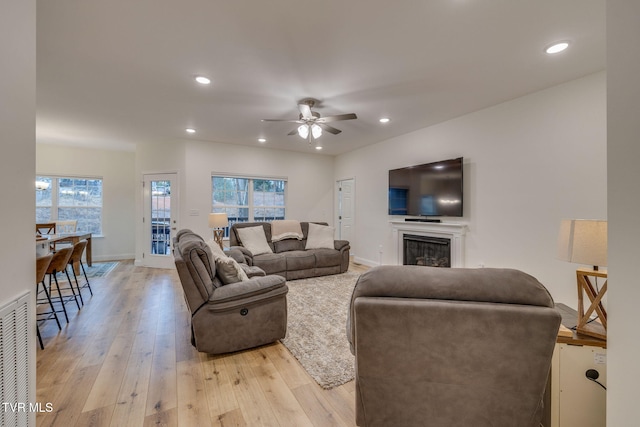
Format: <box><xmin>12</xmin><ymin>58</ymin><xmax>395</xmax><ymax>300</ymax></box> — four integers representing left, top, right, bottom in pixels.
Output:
<box><xmin>263</xmin><ymin>98</ymin><xmax>357</xmax><ymax>146</ymax></box>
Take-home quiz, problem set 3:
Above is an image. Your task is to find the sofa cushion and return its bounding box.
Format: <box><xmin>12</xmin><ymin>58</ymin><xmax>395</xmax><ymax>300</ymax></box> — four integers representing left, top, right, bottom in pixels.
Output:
<box><xmin>215</xmin><ymin>256</ymin><xmax>249</xmax><ymax>285</ymax></box>
<box><xmin>274</xmin><ymin>238</ymin><xmax>305</xmax><ymax>253</ymax></box>
<box><xmin>271</xmin><ymin>220</ymin><xmax>303</xmax><ymax>242</ymax></box>
<box><xmin>285</xmin><ymin>250</ymin><xmax>316</xmax><ymax>271</ymax></box>
<box><xmin>311</xmin><ymin>248</ymin><xmax>343</xmax><ymax>268</ymax></box>
<box><xmin>237</xmin><ymin>225</ymin><xmax>274</xmax><ymax>255</ymax></box>
<box><xmin>305</xmin><ymin>223</ymin><xmax>335</xmax><ymax>249</ymax></box>
<box><xmin>253</xmin><ymin>252</ymin><xmax>287</xmax><ymax>275</ymax></box>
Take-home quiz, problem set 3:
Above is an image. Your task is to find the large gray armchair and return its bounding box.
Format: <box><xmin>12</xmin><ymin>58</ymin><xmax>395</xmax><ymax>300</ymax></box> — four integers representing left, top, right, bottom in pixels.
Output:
<box><xmin>173</xmin><ymin>229</ymin><xmax>288</xmax><ymax>354</ymax></box>
<box><xmin>347</xmin><ymin>265</ymin><xmax>561</xmax><ymax>427</ymax></box>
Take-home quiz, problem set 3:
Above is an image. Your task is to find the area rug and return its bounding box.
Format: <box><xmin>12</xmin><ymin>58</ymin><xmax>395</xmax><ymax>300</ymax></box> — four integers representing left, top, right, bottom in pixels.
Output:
<box><xmin>55</xmin><ymin>261</ymin><xmax>118</xmax><ymax>281</ymax></box>
<box><xmin>281</xmin><ymin>271</ymin><xmax>360</xmax><ymax>389</ymax></box>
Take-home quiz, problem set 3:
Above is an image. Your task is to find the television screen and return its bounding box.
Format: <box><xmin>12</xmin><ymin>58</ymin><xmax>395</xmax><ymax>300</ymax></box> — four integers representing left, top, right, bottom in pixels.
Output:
<box><xmin>388</xmin><ymin>157</ymin><xmax>463</xmax><ymax>217</ymax></box>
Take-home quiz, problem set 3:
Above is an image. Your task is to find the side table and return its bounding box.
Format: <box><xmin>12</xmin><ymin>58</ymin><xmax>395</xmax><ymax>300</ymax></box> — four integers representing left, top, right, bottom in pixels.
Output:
<box><xmin>544</xmin><ymin>303</ymin><xmax>607</xmax><ymax>427</ymax></box>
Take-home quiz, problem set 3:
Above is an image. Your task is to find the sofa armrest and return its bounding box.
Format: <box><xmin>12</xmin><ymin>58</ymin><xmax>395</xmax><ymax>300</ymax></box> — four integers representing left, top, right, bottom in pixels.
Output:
<box><xmin>334</xmin><ymin>240</ymin><xmax>350</xmax><ymax>251</ymax></box>
<box><xmin>240</xmin><ymin>264</ymin><xmax>266</xmax><ymax>278</ymax></box>
<box><xmin>209</xmin><ymin>275</ymin><xmax>287</xmax><ymax>307</ymax></box>
<box><xmin>226</xmin><ymin>248</ymin><xmax>247</xmax><ymax>264</ymax></box>
<box><xmin>230</xmin><ymin>245</ymin><xmax>254</xmax><ymax>265</ymax></box>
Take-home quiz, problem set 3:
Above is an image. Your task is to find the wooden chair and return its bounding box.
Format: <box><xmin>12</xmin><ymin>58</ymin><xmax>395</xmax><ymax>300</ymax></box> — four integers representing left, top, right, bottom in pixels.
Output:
<box><xmin>45</xmin><ymin>247</ymin><xmax>79</xmax><ymax>323</ymax></box>
<box><xmin>36</xmin><ymin>222</ymin><xmax>57</xmax><ymax>235</ymax></box>
<box><xmin>36</xmin><ymin>222</ymin><xmax>57</xmax><ymax>251</ymax></box>
<box><xmin>56</xmin><ymin>220</ymin><xmax>78</xmax><ymax>234</ymax></box>
<box><xmin>36</xmin><ymin>254</ymin><xmax>59</xmax><ymax>350</ymax></box>
<box><xmin>67</xmin><ymin>240</ymin><xmax>93</xmax><ymax>305</ymax></box>
<box><xmin>54</xmin><ymin>220</ymin><xmax>78</xmax><ymax>250</ymax></box>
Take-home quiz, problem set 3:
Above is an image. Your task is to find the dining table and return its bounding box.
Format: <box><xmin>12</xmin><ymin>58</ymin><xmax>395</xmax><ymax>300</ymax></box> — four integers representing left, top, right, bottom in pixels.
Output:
<box><xmin>36</xmin><ymin>232</ymin><xmax>93</xmax><ymax>273</ymax></box>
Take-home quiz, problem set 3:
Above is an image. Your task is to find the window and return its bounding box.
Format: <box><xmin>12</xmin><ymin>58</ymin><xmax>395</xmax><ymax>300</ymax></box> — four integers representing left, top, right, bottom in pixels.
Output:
<box><xmin>212</xmin><ymin>175</ymin><xmax>286</xmax><ymax>236</ymax></box>
<box><xmin>36</xmin><ymin>176</ymin><xmax>103</xmax><ymax>234</ymax></box>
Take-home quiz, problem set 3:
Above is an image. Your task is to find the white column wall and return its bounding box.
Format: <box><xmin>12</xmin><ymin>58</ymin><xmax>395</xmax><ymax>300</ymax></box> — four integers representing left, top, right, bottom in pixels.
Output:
<box><xmin>0</xmin><ymin>0</ymin><xmax>37</xmax><ymax>417</ymax></box>
<box><xmin>606</xmin><ymin>0</ymin><xmax>640</xmax><ymax>423</ymax></box>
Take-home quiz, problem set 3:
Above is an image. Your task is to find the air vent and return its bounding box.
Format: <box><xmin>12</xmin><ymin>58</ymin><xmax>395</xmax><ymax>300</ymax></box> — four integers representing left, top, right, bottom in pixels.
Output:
<box><xmin>1</xmin><ymin>292</ymin><xmax>33</xmax><ymax>427</ymax></box>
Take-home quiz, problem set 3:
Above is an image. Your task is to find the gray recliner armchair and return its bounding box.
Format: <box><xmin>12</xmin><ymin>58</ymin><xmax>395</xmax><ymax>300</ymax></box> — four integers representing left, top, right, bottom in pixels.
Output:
<box><xmin>173</xmin><ymin>229</ymin><xmax>288</xmax><ymax>354</ymax></box>
<box><xmin>347</xmin><ymin>265</ymin><xmax>561</xmax><ymax>427</ymax></box>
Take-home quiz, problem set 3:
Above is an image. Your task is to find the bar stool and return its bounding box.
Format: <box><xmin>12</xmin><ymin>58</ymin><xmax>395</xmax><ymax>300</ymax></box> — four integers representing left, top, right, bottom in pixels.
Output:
<box><xmin>67</xmin><ymin>240</ymin><xmax>93</xmax><ymax>304</ymax></box>
<box><xmin>36</xmin><ymin>254</ymin><xmax>59</xmax><ymax>349</ymax></box>
<box><xmin>45</xmin><ymin>247</ymin><xmax>79</xmax><ymax>323</ymax></box>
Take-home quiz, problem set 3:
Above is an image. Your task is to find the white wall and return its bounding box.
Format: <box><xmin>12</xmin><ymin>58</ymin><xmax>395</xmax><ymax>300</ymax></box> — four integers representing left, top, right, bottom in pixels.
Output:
<box><xmin>36</xmin><ymin>144</ymin><xmax>136</xmax><ymax>261</ymax></box>
<box><xmin>134</xmin><ymin>139</ymin><xmax>334</xmax><ymax>261</ymax></box>
<box><xmin>0</xmin><ymin>0</ymin><xmax>36</xmax><ymax>419</ymax></box>
<box><xmin>607</xmin><ymin>0</ymin><xmax>640</xmax><ymax>422</ymax></box>
<box><xmin>336</xmin><ymin>72</ymin><xmax>607</xmax><ymax>306</ymax></box>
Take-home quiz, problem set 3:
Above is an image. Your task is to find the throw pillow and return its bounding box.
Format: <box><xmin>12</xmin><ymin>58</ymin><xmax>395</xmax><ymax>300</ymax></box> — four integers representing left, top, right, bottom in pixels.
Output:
<box><xmin>236</xmin><ymin>225</ymin><xmax>273</xmax><ymax>255</ymax></box>
<box><xmin>205</xmin><ymin>238</ymin><xmax>226</xmax><ymax>260</ymax></box>
<box><xmin>271</xmin><ymin>220</ymin><xmax>303</xmax><ymax>242</ymax></box>
<box><xmin>305</xmin><ymin>223</ymin><xmax>335</xmax><ymax>250</ymax></box>
<box><xmin>215</xmin><ymin>256</ymin><xmax>249</xmax><ymax>285</ymax></box>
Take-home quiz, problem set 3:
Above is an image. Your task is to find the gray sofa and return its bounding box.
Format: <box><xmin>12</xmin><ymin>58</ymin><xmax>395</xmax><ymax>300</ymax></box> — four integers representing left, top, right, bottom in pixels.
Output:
<box><xmin>230</xmin><ymin>221</ymin><xmax>350</xmax><ymax>280</ymax></box>
<box><xmin>347</xmin><ymin>265</ymin><xmax>561</xmax><ymax>427</ymax></box>
<box><xmin>173</xmin><ymin>229</ymin><xmax>288</xmax><ymax>354</ymax></box>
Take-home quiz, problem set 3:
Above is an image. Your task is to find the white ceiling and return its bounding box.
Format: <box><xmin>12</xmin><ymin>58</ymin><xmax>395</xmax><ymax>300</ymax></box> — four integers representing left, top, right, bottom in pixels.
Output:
<box><xmin>36</xmin><ymin>0</ymin><xmax>605</xmax><ymax>156</ymax></box>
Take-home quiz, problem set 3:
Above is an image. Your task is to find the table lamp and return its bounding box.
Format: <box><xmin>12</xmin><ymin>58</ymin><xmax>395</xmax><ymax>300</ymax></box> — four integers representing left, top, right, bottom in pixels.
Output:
<box><xmin>208</xmin><ymin>213</ymin><xmax>228</xmax><ymax>250</ymax></box>
<box><xmin>557</xmin><ymin>219</ymin><xmax>607</xmax><ymax>340</ymax></box>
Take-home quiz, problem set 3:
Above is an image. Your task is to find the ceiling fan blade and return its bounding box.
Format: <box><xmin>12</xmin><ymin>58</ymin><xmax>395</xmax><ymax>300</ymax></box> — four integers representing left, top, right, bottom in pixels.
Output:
<box><xmin>287</xmin><ymin>129</ymin><xmax>298</xmax><ymax>136</ymax></box>
<box><xmin>319</xmin><ymin>123</ymin><xmax>342</xmax><ymax>135</ymax></box>
<box><xmin>262</xmin><ymin>119</ymin><xmax>304</xmax><ymax>123</ymax></box>
<box><xmin>316</xmin><ymin>113</ymin><xmax>358</xmax><ymax>123</ymax></box>
<box><xmin>298</xmin><ymin>103</ymin><xmax>313</xmax><ymax>119</ymax></box>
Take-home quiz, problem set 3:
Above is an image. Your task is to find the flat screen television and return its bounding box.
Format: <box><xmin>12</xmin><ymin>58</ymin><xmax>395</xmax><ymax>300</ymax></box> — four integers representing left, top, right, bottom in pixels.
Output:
<box><xmin>388</xmin><ymin>157</ymin><xmax>463</xmax><ymax>217</ymax></box>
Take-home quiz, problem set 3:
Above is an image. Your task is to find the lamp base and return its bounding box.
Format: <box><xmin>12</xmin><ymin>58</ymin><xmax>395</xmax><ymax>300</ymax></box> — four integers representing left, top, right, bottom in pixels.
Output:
<box><xmin>213</xmin><ymin>229</ymin><xmax>225</xmax><ymax>251</ymax></box>
<box><xmin>575</xmin><ymin>268</ymin><xmax>607</xmax><ymax>340</ymax></box>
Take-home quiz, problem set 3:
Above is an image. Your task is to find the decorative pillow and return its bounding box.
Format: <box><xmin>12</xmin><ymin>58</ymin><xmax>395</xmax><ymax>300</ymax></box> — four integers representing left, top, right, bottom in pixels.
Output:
<box><xmin>305</xmin><ymin>223</ymin><xmax>335</xmax><ymax>250</ymax></box>
<box><xmin>205</xmin><ymin>238</ymin><xmax>226</xmax><ymax>260</ymax></box>
<box><xmin>271</xmin><ymin>220</ymin><xmax>303</xmax><ymax>242</ymax></box>
<box><xmin>215</xmin><ymin>256</ymin><xmax>249</xmax><ymax>285</ymax></box>
<box><xmin>236</xmin><ymin>225</ymin><xmax>273</xmax><ymax>255</ymax></box>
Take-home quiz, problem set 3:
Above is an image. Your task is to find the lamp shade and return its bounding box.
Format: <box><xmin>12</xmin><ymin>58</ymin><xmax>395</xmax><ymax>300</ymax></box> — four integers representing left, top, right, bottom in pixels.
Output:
<box><xmin>208</xmin><ymin>212</ymin><xmax>229</xmax><ymax>228</ymax></box>
<box><xmin>557</xmin><ymin>219</ymin><xmax>607</xmax><ymax>267</ymax></box>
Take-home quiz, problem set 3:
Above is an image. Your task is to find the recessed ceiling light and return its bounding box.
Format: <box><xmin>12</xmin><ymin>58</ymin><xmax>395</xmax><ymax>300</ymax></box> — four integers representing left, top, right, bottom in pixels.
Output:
<box><xmin>185</xmin><ymin>128</ymin><xmax>196</xmax><ymax>134</ymax></box>
<box><xmin>379</xmin><ymin>117</ymin><xmax>391</xmax><ymax>123</ymax></box>
<box><xmin>258</xmin><ymin>138</ymin><xmax>266</xmax><ymax>143</ymax></box>
<box><xmin>545</xmin><ymin>42</ymin><xmax>569</xmax><ymax>54</ymax></box>
<box><xmin>315</xmin><ymin>146</ymin><xmax>323</xmax><ymax>150</ymax></box>
<box><xmin>195</xmin><ymin>76</ymin><xmax>211</xmax><ymax>85</ymax></box>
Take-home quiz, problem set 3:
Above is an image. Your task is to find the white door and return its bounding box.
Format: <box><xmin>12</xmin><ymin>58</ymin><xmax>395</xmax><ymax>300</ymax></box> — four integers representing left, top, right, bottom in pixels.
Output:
<box><xmin>337</xmin><ymin>179</ymin><xmax>355</xmax><ymax>243</ymax></box>
<box><xmin>143</xmin><ymin>173</ymin><xmax>178</xmax><ymax>268</ymax></box>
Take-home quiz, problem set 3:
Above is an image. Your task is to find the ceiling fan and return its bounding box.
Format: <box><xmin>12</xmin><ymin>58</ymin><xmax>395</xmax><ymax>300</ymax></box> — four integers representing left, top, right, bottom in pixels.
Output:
<box><xmin>262</xmin><ymin>98</ymin><xmax>357</xmax><ymax>144</ymax></box>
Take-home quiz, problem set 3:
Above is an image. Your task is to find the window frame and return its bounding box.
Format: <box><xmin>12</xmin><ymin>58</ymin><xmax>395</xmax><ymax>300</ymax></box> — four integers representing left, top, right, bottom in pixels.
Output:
<box><xmin>211</xmin><ymin>174</ymin><xmax>287</xmax><ymax>238</ymax></box>
<box><xmin>36</xmin><ymin>175</ymin><xmax>104</xmax><ymax>235</ymax></box>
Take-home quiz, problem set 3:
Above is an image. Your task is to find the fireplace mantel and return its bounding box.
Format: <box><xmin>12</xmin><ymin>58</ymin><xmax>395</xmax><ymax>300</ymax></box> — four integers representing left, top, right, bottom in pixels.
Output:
<box><xmin>390</xmin><ymin>220</ymin><xmax>467</xmax><ymax>267</ymax></box>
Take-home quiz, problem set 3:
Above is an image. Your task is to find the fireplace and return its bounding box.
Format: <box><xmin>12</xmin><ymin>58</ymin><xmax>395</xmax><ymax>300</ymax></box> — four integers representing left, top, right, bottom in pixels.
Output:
<box><xmin>390</xmin><ymin>221</ymin><xmax>466</xmax><ymax>268</ymax></box>
<box><xmin>403</xmin><ymin>234</ymin><xmax>451</xmax><ymax>267</ymax></box>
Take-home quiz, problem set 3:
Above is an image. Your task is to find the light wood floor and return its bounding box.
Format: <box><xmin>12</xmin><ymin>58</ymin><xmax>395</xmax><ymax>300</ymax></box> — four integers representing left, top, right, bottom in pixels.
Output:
<box><xmin>36</xmin><ymin>260</ymin><xmax>369</xmax><ymax>427</ymax></box>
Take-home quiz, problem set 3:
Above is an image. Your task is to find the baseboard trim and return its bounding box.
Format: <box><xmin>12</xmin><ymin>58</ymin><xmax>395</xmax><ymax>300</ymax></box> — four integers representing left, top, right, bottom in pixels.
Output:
<box><xmin>353</xmin><ymin>257</ymin><xmax>379</xmax><ymax>268</ymax></box>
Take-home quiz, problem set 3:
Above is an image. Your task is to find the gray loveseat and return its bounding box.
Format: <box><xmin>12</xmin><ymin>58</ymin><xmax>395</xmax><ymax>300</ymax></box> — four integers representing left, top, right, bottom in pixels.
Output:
<box><xmin>173</xmin><ymin>229</ymin><xmax>288</xmax><ymax>354</ymax></box>
<box><xmin>230</xmin><ymin>221</ymin><xmax>350</xmax><ymax>280</ymax></box>
<box><xmin>347</xmin><ymin>265</ymin><xmax>561</xmax><ymax>427</ymax></box>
